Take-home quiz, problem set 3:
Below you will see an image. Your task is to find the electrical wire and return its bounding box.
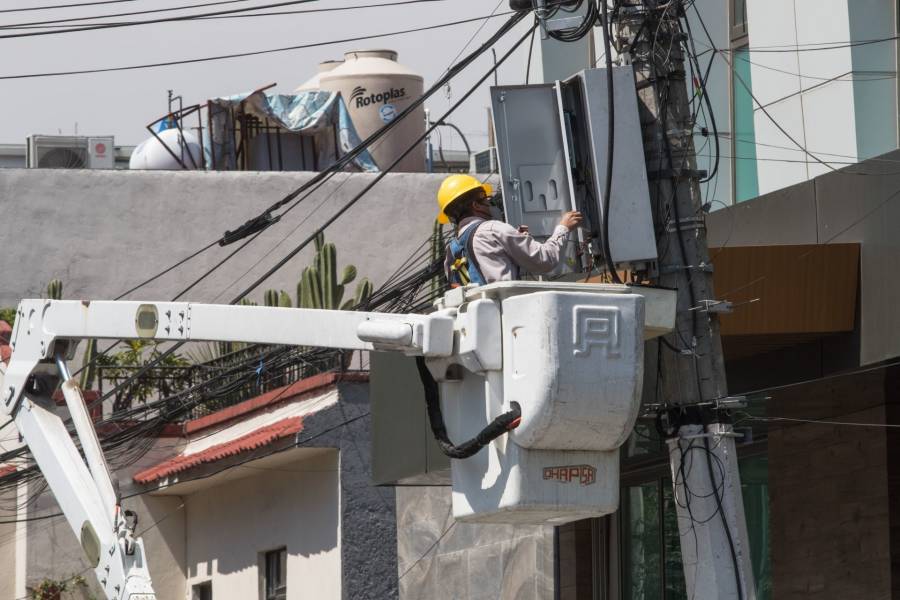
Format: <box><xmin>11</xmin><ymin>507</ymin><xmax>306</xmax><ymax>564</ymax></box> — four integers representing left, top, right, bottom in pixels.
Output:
<box><xmin>0</xmin><ymin>0</ymin><xmax>136</xmax><ymax>13</ymax></box>
<box><xmin>548</xmin><ymin>0</ymin><xmax>597</xmax><ymax>42</ymax></box>
<box><xmin>0</xmin><ymin>15</ymin><xmax>528</xmax><ymax>493</ymax></box>
<box><xmin>525</xmin><ymin>15</ymin><xmax>537</xmax><ymax>83</ymax></box>
<box><xmin>0</xmin><ymin>0</ymin><xmax>459</xmax><ymax>31</ymax></box>
<box><xmin>599</xmin><ymin>0</ymin><xmax>622</xmax><ymax>284</ymax></box>
<box><xmin>625</xmin><ymin>4</ymin><xmax>745</xmax><ymax>597</ymax></box>
<box><xmin>0</xmin><ymin>12</ymin><xmax>516</xmax><ymax>80</ymax></box>
<box><xmin>113</xmin><ymin>239</ymin><xmax>220</xmax><ymax>300</ymax></box>
<box><xmin>0</xmin><ymin>0</ymin><xmax>318</xmax><ymax>38</ymax></box>
<box><xmin>227</xmin><ymin>21</ymin><xmax>536</xmax><ymax>305</ymax></box>
<box><xmin>680</xmin><ymin>13</ymin><xmax>718</xmax><ymax>183</ymax></box>
<box><xmin>0</xmin><ymin>0</ymin><xmax>252</xmax><ymax>28</ymax></box>
<box><xmin>20</xmin><ymin>11</ymin><xmax>527</xmax><ymax>437</ymax></box>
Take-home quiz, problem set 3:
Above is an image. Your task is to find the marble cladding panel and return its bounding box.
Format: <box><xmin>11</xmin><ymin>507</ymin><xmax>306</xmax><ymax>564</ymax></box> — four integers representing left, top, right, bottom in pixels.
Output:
<box><xmin>396</xmin><ymin>486</ymin><xmax>555</xmax><ymax>599</ymax></box>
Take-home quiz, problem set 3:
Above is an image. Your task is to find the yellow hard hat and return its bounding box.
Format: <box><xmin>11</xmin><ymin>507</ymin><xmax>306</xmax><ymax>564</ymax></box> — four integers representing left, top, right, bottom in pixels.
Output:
<box><xmin>436</xmin><ymin>174</ymin><xmax>493</xmax><ymax>225</ymax></box>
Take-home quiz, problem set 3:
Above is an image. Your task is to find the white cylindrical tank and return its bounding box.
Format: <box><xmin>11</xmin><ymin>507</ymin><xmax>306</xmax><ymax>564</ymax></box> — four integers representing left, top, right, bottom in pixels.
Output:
<box><xmin>320</xmin><ymin>49</ymin><xmax>425</xmax><ymax>172</ymax></box>
<box><xmin>294</xmin><ymin>59</ymin><xmax>344</xmax><ymax>93</ymax></box>
<box><xmin>129</xmin><ymin>129</ymin><xmax>202</xmax><ymax>170</ymax></box>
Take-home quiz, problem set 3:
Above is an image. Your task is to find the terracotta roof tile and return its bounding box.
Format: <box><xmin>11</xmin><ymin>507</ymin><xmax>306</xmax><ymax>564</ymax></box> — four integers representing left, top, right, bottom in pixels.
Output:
<box><xmin>133</xmin><ymin>416</ymin><xmax>303</xmax><ymax>485</ymax></box>
<box><xmin>184</xmin><ymin>371</ymin><xmax>367</xmax><ymax>434</ymax></box>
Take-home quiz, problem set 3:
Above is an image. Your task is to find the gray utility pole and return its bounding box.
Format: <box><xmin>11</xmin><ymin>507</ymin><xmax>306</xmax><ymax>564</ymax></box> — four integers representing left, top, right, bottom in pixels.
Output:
<box><xmin>611</xmin><ymin>2</ymin><xmax>757</xmax><ymax>598</ymax></box>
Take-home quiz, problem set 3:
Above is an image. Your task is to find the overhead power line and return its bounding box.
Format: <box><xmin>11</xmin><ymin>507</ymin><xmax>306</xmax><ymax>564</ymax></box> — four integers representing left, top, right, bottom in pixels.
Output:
<box><xmin>0</xmin><ymin>0</ymin><xmax>318</xmax><ymax>38</ymax></box>
<box><xmin>0</xmin><ymin>0</ymin><xmax>137</xmax><ymax>14</ymax></box>
<box><xmin>2</xmin><ymin>0</ymin><xmax>450</xmax><ymax>30</ymax></box>
<box><xmin>698</xmin><ymin>34</ymin><xmax>900</xmax><ymax>54</ymax></box>
<box><xmin>0</xmin><ymin>11</ymin><xmax>513</xmax><ymax>79</ymax></box>
<box><xmin>69</xmin><ymin>11</ymin><xmax>526</xmax><ymax>413</ymax></box>
<box><xmin>0</xmin><ymin>12</ymin><xmax>527</xmax><ymax>499</ymax></box>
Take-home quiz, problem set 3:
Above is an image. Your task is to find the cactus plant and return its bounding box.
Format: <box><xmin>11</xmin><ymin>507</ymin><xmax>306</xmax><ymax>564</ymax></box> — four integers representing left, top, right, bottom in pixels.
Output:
<box><xmin>264</xmin><ymin>289</ymin><xmax>293</xmax><ymax>307</ymax></box>
<box><xmin>79</xmin><ymin>339</ymin><xmax>98</xmax><ymax>390</ymax></box>
<box><xmin>46</xmin><ymin>279</ymin><xmax>63</xmax><ymax>300</ymax></box>
<box><xmin>430</xmin><ymin>219</ymin><xmax>444</xmax><ymax>298</ymax></box>
<box><xmin>295</xmin><ymin>233</ymin><xmax>372</xmax><ymax>310</ymax></box>
<box><xmin>342</xmin><ymin>278</ymin><xmax>373</xmax><ymax>310</ymax></box>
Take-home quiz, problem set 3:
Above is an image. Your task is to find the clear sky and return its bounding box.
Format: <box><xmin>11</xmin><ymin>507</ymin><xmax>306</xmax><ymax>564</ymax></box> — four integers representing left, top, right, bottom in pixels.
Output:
<box><xmin>0</xmin><ymin>0</ymin><xmax>536</xmax><ymax>151</ymax></box>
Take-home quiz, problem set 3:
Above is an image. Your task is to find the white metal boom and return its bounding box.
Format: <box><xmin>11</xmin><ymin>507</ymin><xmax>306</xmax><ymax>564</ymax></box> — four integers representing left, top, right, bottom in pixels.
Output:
<box><xmin>0</xmin><ymin>282</ymin><xmax>675</xmax><ymax>599</ymax></box>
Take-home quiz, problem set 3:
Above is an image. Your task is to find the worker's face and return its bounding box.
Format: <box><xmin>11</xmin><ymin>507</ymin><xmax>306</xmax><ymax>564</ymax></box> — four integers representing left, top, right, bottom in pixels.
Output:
<box><xmin>472</xmin><ymin>191</ymin><xmax>493</xmax><ymax>219</ymax></box>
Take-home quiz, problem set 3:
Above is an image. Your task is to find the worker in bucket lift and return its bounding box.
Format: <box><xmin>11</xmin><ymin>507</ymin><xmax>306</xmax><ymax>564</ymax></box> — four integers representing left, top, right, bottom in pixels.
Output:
<box><xmin>438</xmin><ymin>174</ymin><xmax>583</xmax><ymax>286</ymax></box>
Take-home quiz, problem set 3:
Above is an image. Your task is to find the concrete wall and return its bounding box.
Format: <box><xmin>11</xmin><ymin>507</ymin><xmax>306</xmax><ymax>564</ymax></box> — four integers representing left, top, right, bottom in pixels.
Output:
<box><xmin>185</xmin><ymin>451</ymin><xmax>341</xmax><ymax>600</ymax></box>
<box><xmin>0</xmin><ymin>168</ymin><xmax>451</xmax><ymax>308</ymax></box>
<box><xmin>395</xmin><ymin>486</ymin><xmax>555</xmax><ymax>600</ymax></box>
<box><xmin>765</xmin><ymin>367</ymin><xmax>894</xmax><ymax>599</ymax></box>
<box><xmin>295</xmin><ymin>382</ymin><xmax>399</xmax><ymax>600</ymax></box>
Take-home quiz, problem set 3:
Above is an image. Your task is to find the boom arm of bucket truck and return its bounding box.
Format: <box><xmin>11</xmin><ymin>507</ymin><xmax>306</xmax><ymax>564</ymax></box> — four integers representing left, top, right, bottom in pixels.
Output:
<box><xmin>0</xmin><ymin>282</ymin><xmax>674</xmax><ymax>600</ymax></box>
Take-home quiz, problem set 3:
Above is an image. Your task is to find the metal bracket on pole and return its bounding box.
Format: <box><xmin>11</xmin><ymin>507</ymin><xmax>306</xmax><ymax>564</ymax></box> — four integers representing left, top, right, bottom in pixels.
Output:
<box><xmin>646</xmin><ymin>167</ymin><xmax>708</xmax><ymax>181</ymax></box>
<box><xmin>665</xmin><ymin>215</ymin><xmax>707</xmax><ymax>233</ymax></box>
<box><xmin>660</xmin><ymin>262</ymin><xmax>714</xmax><ymax>275</ymax></box>
<box><xmin>691</xmin><ymin>299</ymin><xmax>733</xmax><ymax>314</ymax></box>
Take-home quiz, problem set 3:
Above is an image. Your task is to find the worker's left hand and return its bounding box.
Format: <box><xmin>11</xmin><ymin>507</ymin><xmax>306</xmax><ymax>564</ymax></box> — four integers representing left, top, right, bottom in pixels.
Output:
<box><xmin>560</xmin><ymin>211</ymin><xmax>584</xmax><ymax>231</ymax></box>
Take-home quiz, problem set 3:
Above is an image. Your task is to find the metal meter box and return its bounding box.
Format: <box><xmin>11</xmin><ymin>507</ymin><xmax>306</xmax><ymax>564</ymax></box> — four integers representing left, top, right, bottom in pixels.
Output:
<box><xmin>490</xmin><ymin>67</ymin><xmax>657</xmax><ymax>274</ymax></box>
<box><xmin>490</xmin><ymin>84</ymin><xmax>581</xmax><ymax>275</ymax></box>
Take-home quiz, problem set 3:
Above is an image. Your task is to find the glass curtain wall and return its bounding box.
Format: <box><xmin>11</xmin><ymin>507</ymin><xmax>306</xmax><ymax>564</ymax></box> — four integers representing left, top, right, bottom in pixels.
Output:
<box><xmin>730</xmin><ymin>0</ymin><xmax>758</xmax><ymax>202</ymax></box>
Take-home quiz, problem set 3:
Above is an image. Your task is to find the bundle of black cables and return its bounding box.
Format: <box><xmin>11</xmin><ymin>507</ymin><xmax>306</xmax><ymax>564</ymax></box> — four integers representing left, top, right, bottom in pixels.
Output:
<box><xmin>509</xmin><ymin>0</ymin><xmax>596</xmax><ymax>42</ymax></box>
<box><xmin>548</xmin><ymin>0</ymin><xmax>598</xmax><ymax>42</ymax></box>
<box><xmin>415</xmin><ymin>357</ymin><xmax>521</xmax><ymax>459</ymax></box>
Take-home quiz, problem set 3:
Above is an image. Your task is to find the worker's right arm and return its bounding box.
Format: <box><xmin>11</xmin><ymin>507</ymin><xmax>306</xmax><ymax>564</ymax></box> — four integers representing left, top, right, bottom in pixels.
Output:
<box><xmin>492</xmin><ymin>214</ymin><xmax>579</xmax><ymax>274</ymax></box>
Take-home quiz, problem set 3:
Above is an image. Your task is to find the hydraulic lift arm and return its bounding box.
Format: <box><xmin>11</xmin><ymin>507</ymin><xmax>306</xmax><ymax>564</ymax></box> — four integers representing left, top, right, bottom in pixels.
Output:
<box><xmin>0</xmin><ymin>283</ymin><xmax>675</xmax><ymax>599</ymax></box>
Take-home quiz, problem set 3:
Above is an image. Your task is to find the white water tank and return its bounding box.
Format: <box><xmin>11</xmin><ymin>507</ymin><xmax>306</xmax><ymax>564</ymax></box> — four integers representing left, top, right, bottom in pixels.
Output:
<box><xmin>320</xmin><ymin>49</ymin><xmax>424</xmax><ymax>172</ymax></box>
<box><xmin>129</xmin><ymin>129</ymin><xmax>202</xmax><ymax>170</ymax></box>
<box><xmin>294</xmin><ymin>59</ymin><xmax>344</xmax><ymax>93</ymax></box>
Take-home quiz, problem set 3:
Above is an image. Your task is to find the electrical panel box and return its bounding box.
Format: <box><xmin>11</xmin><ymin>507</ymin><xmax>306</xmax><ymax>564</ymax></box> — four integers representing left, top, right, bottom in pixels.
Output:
<box><xmin>490</xmin><ymin>67</ymin><xmax>657</xmax><ymax>276</ymax></box>
<box><xmin>490</xmin><ymin>83</ymin><xmax>582</xmax><ymax>276</ymax></box>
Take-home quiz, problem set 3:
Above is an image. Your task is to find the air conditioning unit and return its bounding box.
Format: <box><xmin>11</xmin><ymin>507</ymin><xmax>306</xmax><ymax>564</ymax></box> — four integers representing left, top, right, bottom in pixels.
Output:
<box><xmin>26</xmin><ymin>135</ymin><xmax>115</xmax><ymax>169</ymax></box>
<box><xmin>469</xmin><ymin>147</ymin><xmax>498</xmax><ymax>175</ymax></box>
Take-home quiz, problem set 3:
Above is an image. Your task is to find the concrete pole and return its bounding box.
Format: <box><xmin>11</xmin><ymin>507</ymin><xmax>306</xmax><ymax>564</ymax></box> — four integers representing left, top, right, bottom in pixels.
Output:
<box><xmin>611</xmin><ymin>2</ymin><xmax>757</xmax><ymax>598</ymax></box>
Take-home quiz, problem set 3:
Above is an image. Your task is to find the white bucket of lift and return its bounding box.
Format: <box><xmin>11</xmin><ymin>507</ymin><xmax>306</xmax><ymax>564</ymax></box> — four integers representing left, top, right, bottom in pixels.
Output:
<box><xmin>439</xmin><ymin>286</ymin><xmax>645</xmax><ymax>524</ymax></box>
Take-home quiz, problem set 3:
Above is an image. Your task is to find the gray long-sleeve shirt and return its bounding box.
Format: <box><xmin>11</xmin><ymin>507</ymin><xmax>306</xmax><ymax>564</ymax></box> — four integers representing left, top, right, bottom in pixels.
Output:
<box><xmin>445</xmin><ymin>216</ymin><xmax>571</xmax><ymax>283</ymax></box>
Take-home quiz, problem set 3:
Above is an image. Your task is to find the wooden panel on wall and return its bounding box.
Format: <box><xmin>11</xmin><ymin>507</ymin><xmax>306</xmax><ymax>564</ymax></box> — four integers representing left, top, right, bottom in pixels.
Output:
<box><xmin>711</xmin><ymin>243</ymin><xmax>859</xmax><ymax>336</ymax></box>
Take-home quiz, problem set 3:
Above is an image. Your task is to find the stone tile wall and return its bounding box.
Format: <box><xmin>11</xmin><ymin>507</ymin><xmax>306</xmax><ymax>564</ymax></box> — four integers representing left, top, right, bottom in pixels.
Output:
<box><xmin>395</xmin><ymin>486</ymin><xmax>555</xmax><ymax>600</ymax></box>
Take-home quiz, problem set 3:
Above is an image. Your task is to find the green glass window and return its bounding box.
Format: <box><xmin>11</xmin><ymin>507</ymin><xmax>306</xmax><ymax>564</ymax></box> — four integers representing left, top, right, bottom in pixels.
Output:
<box><xmin>732</xmin><ymin>45</ymin><xmax>759</xmax><ymax>202</ymax></box>
<box><xmin>620</xmin><ymin>455</ymin><xmax>769</xmax><ymax>600</ymax></box>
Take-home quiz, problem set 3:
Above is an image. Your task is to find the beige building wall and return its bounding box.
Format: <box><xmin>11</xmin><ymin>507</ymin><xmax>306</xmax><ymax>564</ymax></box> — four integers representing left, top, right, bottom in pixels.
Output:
<box><xmin>184</xmin><ymin>450</ymin><xmax>341</xmax><ymax>600</ymax></box>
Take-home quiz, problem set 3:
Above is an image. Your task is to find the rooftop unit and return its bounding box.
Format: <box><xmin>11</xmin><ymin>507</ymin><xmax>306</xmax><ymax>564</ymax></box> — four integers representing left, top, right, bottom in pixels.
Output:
<box><xmin>26</xmin><ymin>135</ymin><xmax>115</xmax><ymax>169</ymax></box>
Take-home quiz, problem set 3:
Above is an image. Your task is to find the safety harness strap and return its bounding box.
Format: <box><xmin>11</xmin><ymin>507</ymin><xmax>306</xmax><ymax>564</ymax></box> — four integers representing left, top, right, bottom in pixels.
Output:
<box><xmin>448</xmin><ymin>219</ymin><xmax>486</xmax><ymax>287</ymax></box>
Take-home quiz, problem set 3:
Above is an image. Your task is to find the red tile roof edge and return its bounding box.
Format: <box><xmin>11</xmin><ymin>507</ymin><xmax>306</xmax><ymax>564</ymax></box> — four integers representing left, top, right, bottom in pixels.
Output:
<box><xmin>52</xmin><ymin>389</ymin><xmax>100</xmax><ymax>405</ymax></box>
<box><xmin>183</xmin><ymin>370</ymin><xmax>368</xmax><ymax>435</ymax></box>
<box><xmin>133</xmin><ymin>416</ymin><xmax>303</xmax><ymax>485</ymax></box>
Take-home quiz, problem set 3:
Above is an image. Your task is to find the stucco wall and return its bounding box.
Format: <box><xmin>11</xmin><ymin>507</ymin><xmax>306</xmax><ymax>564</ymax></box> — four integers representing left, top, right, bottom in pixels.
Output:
<box><xmin>0</xmin><ymin>168</ymin><xmax>450</xmax><ymax>308</ymax></box>
<box><xmin>185</xmin><ymin>450</ymin><xmax>341</xmax><ymax>600</ymax></box>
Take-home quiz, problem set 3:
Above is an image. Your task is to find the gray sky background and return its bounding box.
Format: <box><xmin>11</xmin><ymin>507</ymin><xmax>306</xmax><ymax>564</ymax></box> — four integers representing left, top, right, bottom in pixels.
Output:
<box><xmin>0</xmin><ymin>0</ymin><xmax>537</xmax><ymax>151</ymax></box>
